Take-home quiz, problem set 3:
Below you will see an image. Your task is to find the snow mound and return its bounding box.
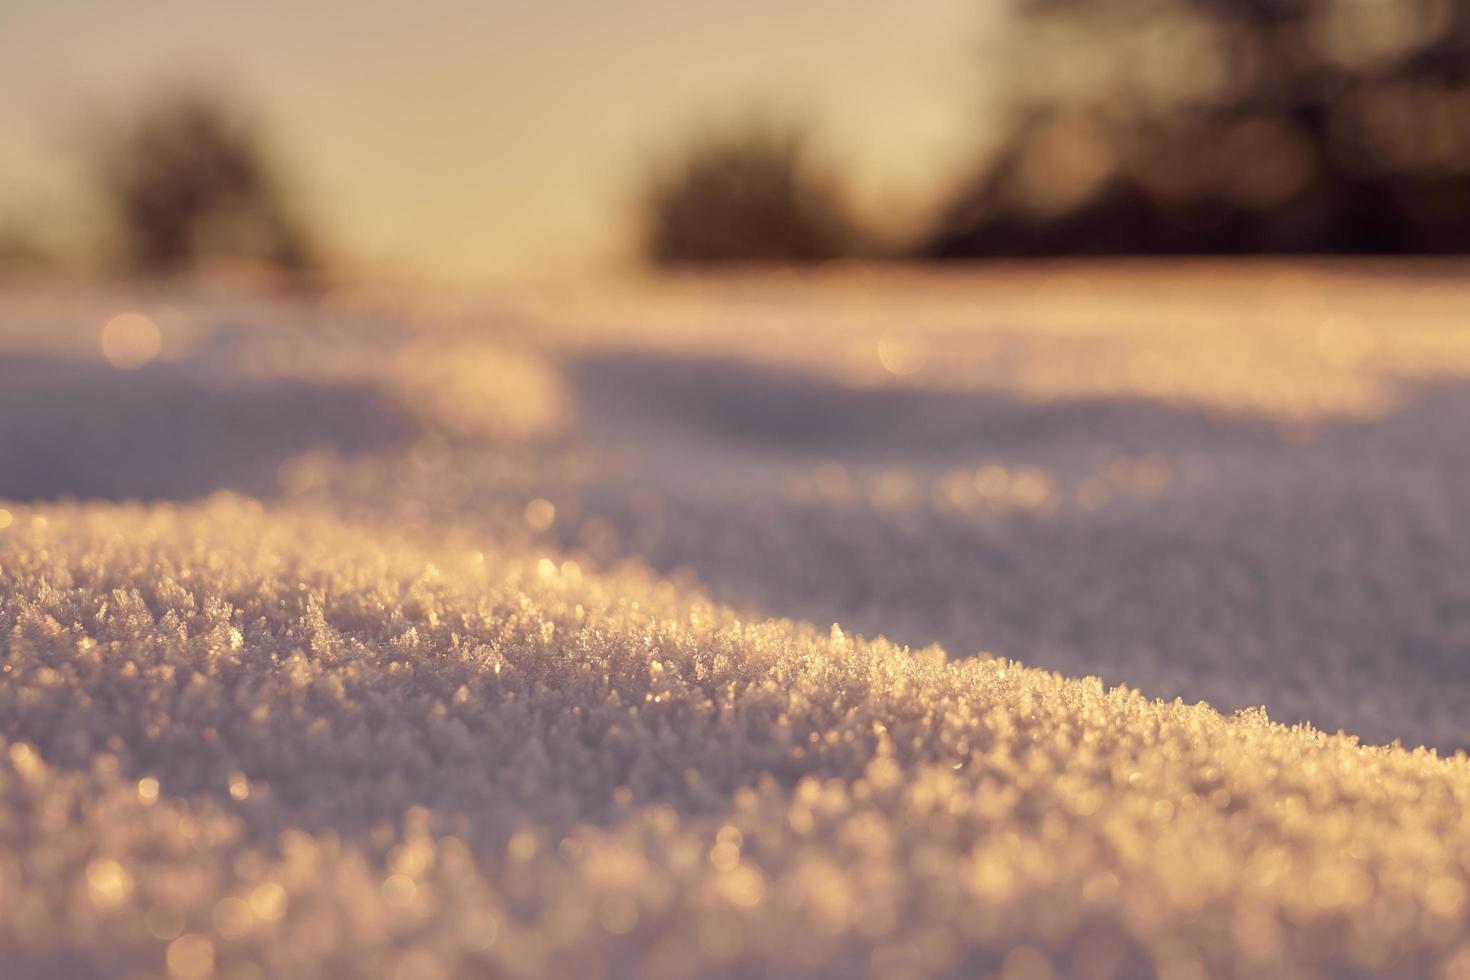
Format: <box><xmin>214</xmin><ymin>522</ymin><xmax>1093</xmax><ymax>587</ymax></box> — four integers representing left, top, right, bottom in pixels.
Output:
<box><xmin>2</xmin><ymin>497</ymin><xmax>1470</xmax><ymax>978</ymax></box>
<box><xmin>8</xmin><ymin>264</ymin><xmax>1470</xmax><ymax>976</ymax></box>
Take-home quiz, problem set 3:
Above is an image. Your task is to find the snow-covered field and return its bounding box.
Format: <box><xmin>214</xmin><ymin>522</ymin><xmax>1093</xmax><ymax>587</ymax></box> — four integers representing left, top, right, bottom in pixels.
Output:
<box><xmin>5</xmin><ymin>262</ymin><xmax>1470</xmax><ymax>977</ymax></box>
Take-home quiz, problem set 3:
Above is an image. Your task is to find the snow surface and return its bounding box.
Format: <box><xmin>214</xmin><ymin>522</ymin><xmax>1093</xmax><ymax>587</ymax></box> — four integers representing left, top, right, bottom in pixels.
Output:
<box><xmin>5</xmin><ymin>262</ymin><xmax>1470</xmax><ymax>977</ymax></box>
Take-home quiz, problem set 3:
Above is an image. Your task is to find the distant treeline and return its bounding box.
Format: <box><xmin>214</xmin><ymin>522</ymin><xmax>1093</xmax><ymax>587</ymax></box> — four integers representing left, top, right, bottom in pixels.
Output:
<box><xmin>14</xmin><ymin>0</ymin><xmax>1470</xmax><ymax>280</ymax></box>
<box><xmin>643</xmin><ymin>0</ymin><xmax>1470</xmax><ymax>264</ymax></box>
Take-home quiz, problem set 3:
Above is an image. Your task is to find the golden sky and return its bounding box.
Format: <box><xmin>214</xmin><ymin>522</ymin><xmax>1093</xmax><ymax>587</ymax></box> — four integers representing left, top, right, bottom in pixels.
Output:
<box><xmin>0</xmin><ymin>0</ymin><xmax>981</xmax><ymax>283</ymax></box>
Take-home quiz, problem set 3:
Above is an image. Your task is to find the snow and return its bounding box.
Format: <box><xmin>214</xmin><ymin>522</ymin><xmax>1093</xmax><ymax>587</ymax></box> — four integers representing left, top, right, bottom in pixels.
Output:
<box><xmin>4</xmin><ymin>262</ymin><xmax>1470</xmax><ymax>977</ymax></box>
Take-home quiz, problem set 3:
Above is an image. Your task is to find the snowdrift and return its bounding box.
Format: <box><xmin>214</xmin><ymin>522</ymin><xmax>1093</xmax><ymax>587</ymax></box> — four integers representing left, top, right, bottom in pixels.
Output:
<box><xmin>4</xmin><ymin>263</ymin><xmax>1470</xmax><ymax>976</ymax></box>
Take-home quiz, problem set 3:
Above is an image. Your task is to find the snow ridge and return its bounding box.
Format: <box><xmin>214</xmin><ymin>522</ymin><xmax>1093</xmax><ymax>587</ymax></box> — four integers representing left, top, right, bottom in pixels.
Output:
<box><xmin>3</xmin><ymin>498</ymin><xmax>1470</xmax><ymax>978</ymax></box>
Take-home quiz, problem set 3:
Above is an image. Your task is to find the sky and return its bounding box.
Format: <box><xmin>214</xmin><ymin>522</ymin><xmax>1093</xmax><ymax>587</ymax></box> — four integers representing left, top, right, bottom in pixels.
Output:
<box><xmin>0</xmin><ymin>0</ymin><xmax>982</xmax><ymax>283</ymax></box>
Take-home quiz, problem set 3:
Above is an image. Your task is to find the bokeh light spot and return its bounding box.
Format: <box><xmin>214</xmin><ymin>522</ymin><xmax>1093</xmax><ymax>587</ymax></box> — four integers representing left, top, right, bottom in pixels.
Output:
<box><xmin>85</xmin><ymin>856</ymin><xmax>132</xmax><ymax>908</ymax></box>
<box><xmin>248</xmin><ymin>882</ymin><xmax>288</xmax><ymax>922</ymax></box>
<box><xmin>523</xmin><ymin>497</ymin><xmax>556</xmax><ymax>531</ymax></box>
<box><xmin>876</xmin><ymin>333</ymin><xmax>928</xmax><ymax>376</ymax></box>
<box><xmin>166</xmin><ymin>934</ymin><xmax>216</xmax><ymax>979</ymax></box>
<box><xmin>382</xmin><ymin>873</ymin><xmax>417</xmax><ymax>907</ymax></box>
<box><xmin>100</xmin><ymin>312</ymin><xmax>163</xmax><ymax>369</ymax></box>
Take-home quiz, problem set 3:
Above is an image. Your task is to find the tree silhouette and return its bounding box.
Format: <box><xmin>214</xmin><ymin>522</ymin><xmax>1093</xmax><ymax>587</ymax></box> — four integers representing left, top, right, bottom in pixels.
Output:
<box><xmin>639</xmin><ymin>118</ymin><xmax>860</xmax><ymax>265</ymax></box>
<box><xmin>90</xmin><ymin>90</ymin><xmax>318</xmax><ymax>276</ymax></box>
<box><xmin>927</xmin><ymin>0</ymin><xmax>1470</xmax><ymax>256</ymax></box>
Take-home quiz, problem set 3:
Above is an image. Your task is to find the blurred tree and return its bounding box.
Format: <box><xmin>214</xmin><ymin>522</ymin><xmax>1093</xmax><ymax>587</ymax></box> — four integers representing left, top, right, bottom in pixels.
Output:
<box><xmin>88</xmin><ymin>89</ymin><xmax>319</xmax><ymax>277</ymax></box>
<box><xmin>638</xmin><ymin>118</ymin><xmax>862</xmax><ymax>265</ymax></box>
<box><xmin>926</xmin><ymin>0</ymin><xmax>1470</xmax><ymax>255</ymax></box>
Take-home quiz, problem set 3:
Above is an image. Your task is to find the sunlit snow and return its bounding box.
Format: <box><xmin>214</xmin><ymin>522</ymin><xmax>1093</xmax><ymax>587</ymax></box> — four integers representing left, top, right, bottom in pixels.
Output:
<box><xmin>5</xmin><ymin>263</ymin><xmax>1470</xmax><ymax>977</ymax></box>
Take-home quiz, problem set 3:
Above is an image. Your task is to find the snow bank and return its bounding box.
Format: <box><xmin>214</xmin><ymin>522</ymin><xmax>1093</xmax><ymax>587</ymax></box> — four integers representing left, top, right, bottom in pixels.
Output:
<box><xmin>6</xmin><ymin>263</ymin><xmax>1470</xmax><ymax>976</ymax></box>
<box><xmin>3</xmin><ymin>497</ymin><xmax>1470</xmax><ymax>978</ymax></box>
